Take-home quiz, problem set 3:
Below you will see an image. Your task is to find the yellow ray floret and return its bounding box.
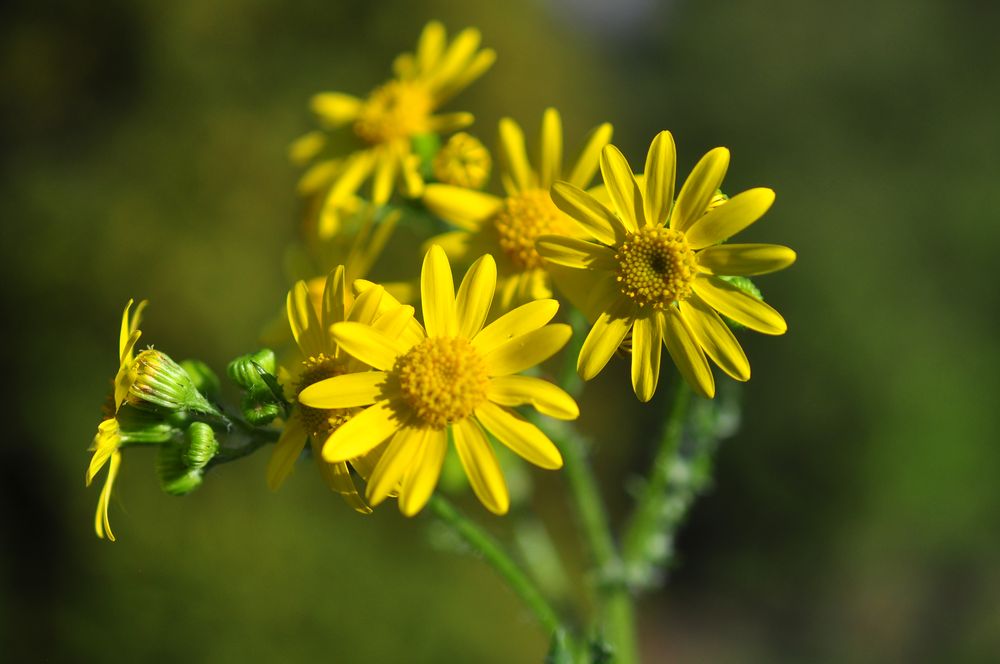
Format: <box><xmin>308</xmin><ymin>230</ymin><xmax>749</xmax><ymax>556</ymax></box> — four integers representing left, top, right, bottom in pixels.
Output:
<box><xmin>537</xmin><ymin>131</ymin><xmax>796</xmax><ymax>402</ymax></box>
<box><xmin>294</xmin><ymin>21</ymin><xmax>495</xmax><ymax>237</ymax></box>
<box><xmin>297</xmin><ymin>246</ymin><xmax>578</xmax><ymax>516</ymax></box>
<box><xmin>422</xmin><ymin>108</ymin><xmax>613</xmax><ymax>313</ymax></box>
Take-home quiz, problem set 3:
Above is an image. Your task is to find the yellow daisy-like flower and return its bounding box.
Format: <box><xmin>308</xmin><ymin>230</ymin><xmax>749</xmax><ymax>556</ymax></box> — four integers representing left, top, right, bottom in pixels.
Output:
<box><xmin>423</xmin><ymin>108</ymin><xmax>612</xmax><ymax>312</ymax></box>
<box><xmin>297</xmin><ymin>246</ymin><xmax>578</xmax><ymax>516</ymax></box>
<box><xmin>537</xmin><ymin>131</ymin><xmax>796</xmax><ymax>401</ymax></box>
<box><xmin>269</xmin><ymin>265</ymin><xmax>421</xmax><ymax>513</ymax></box>
<box><xmin>296</xmin><ymin>21</ymin><xmax>495</xmax><ymax>237</ymax></box>
<box><xmin>86</xmin><ymin>298</ymin><xmax>147</xmax><ymax>541</ymax></box>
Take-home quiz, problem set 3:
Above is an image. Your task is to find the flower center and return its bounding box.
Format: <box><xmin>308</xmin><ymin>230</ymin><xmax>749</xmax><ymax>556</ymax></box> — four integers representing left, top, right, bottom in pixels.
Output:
<box><xmin>494</xmin><ymin>188</ymin><xmax>573</xmax><ymax>270</ymax></box>
<box><xmin>615</xmin><ymin>227</ymin><xmax>697</xmax><ymax>308</ymax></box>
<box><xmin>394</xmin><ymin>337</ymin><xmax>489</xmax><ymax>429</ymax></box>
<box><xmin>353</xmin><ymin>80</ymin><xmax>433</xmax><ymax>145</ymax></box>
<box><xmin>297</xmin><ymin>354</ymin><xmax>353</xmax><ymax>439</ymax></box>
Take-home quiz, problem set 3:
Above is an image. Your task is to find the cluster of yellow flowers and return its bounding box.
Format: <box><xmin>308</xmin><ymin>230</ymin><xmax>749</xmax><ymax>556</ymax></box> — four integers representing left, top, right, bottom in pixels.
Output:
<box><xmin>87</xmin><ymin>21</ymin><xmax>794</xmax><ymax>539</ymax></box>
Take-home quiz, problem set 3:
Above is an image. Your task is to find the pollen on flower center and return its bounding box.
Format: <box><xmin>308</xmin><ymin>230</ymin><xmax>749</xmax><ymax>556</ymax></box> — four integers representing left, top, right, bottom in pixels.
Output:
<box><xmin>353</xmin><ymin>80</ymin><xmax>433</xmax><ymax>145</ymax></box>
<box><xmin>394</xmin><ymin>337</ymin><xmax>489</xmax><ymax>429</ymax></box>
<box><xmin>494</xmin><ymin>189</ymin><xmax>573</xmax><ymax>270</ymax></box>
<box><xmin>297</xmin><ymin>354</ymin><xmax>353</xmax><ymax>439</ymax></box>
<box><xmin>615</xmin><ymin>227</ymin><xmax>697</xmax><ymax>308</ymax></box>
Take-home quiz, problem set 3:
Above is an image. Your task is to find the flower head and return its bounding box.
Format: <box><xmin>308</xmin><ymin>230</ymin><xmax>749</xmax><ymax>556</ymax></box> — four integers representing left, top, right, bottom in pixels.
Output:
<box><xmin>295</xmin><ymin>21</ymin><xmax>495</xmax><ymax>237</ymax></box>
<box><xmin>297</xmin><ymin>246</ymin><xmax>578</xmax><ymax>516</ymax></box>
<box><xmin>270</xmin><ymin>264</ymin><xmax>421</xmax><ymax>513</ymax></box>
<box><xmin>433</xmin><ymin>132</ymin><xmax>491</xmax><ymax>189</ymax></box>
<box><xmin>423</xmin><ymin>108</ymin><xmax>612</xmax><ymax>312</ymax></box>
<box><xmin>537</xmin><ymin>131</ymin><xmax>795</xmax><ymax>401</ymax></box>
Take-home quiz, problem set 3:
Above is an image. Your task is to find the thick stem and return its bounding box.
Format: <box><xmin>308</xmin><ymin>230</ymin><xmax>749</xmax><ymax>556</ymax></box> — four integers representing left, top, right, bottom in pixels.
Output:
<box><xmin>427</xmin><ymin>495</ymin><xmax>564</xmax><ymax>638</ymax></box>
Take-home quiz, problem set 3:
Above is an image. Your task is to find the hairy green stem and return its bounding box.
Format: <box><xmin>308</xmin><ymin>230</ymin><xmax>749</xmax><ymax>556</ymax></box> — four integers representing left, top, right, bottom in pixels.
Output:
<box><xmin>428</xmin><ymin>495</ymin><xmax>564</xmax><ymax>638</ymax></box>
<box><xmin>622</xmin><ymin>383</ymin><xmax>691</xmax><ymax>574</ymax></box>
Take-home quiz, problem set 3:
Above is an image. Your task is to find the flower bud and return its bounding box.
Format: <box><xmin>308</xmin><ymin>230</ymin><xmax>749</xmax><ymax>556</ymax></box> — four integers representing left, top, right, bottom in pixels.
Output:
<box><xmin>180</xmin><ymin>359</ymin><xmax>221</xmax><ymax>400</ymax></box>
<box><xmin>127</xmin><ymin>349</ymin><xmax>220</xmax><ymax>415</ymax></box>
<box><xmin>433</xmin><ymin>132</ymin><xmax>491</xmax><ymax>189</ymax></box>
<box><xmin>227</xmin><ymin>349</ymin><xmax>277</xmax><ymax>396</ymax></box>
<box><xmin>183</xmin><ymin>422</ymin><xmax>219</xmax><ymax>470</ymax></box>
<box><xmin>156</xmin><ymin>442</ymin><xmax>204</xmax><ymax>496</ymax></box>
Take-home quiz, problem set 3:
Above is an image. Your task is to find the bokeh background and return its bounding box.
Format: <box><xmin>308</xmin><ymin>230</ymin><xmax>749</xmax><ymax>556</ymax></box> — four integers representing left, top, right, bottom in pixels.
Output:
<box><xmin>3</xmin><ymin>0</ymin><xmax>999</xmax><ymax>661</ymax></box>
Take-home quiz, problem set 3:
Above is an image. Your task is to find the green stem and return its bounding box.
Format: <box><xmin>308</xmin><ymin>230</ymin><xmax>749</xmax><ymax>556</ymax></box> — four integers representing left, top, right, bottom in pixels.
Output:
<box><xmin>427</xmin><ymin>495</ymin><xmax>564</xmax><ymax>638</ymax></box>
<box><xmin>551</xmin><ymin>310</ymin><xmax>638</xmax><ymax>664</ymax></box>
<box><xmin>621</xmin><ymin>382</ymin><xmax>691</xmax><ymax>573</ymax></box>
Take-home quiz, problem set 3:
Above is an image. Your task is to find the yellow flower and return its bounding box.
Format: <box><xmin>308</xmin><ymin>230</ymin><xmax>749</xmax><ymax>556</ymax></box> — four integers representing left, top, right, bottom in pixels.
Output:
<box><xmin>296</xmin><ymin>21</ymin><xmax>495</xmax><ymax>237</ymax></box>
<box><xmin>86</xmin><ymin>298</ymin><xmax>147</xmax><ymax>541</ymax></box>
<box><xmin>269</xmin><ymin>265</ymin><xmax>422</xmax><ymax>513</ymax></box>
<box><xmin>297</xmin><ymin>246</ymin><xmax>578</xmax><ymax>516</ymax></box>
<box><xmin>423</xmin><ymin>108</ymin><xmax>612</xmax><ymax>312</ymax></box>
<box><xmin>537</xmin><ymin>131</ymin><xmax>796</xmax><ymax>401</ymax></box>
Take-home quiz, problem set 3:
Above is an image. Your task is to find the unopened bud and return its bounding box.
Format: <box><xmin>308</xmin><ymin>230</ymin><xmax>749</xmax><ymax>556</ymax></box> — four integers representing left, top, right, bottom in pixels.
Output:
<box><xmin>183</xmin><ymin>422</ymin><xmax>219</xmax><ymax>470</ymax></box>
<box><xmin>156</xmin><ymin>443</ymin><xmax>204</xmax><ymax>496</ymax></box>
<box><xmin>433</xmin><ymin>132</ymin><xmax>491</xmax><ymax>189</ymax></box>
<box><xmin>127</xmin><ymin>349</ymin><xmax>220</xmax><ymax>416</ymax></box>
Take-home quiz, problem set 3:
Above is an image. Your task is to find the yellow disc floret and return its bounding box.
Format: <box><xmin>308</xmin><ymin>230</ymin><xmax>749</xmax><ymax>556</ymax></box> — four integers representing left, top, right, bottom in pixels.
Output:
<box><xmin>615</xmin><ymin>227</ymin><xmax>697</xmax><ymax>308</ymax></box>
<box><xmin>353</xmin><ymin>80</ymin><xmax>433</xmax><ymax>145</ymax></box>
<box><xmin>297</xmin><ymin>354</ymin><xmax>354</xmax><ymax>439</ymax></box>
<box><xmin>494</xmin><ymin>189</ymin><xmax>574</xmax><ymax>270</ymax></box>
<box><xmin>395</xmin><ymin>337</ymin><xmax>489</xmax><ymax>429</ymax></box>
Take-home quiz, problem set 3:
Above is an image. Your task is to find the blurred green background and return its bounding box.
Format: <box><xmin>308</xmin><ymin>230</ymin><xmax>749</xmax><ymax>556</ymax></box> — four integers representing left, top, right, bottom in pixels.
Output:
<box><xmin>3</xmin><ymin>0</ymin><xmax>999</xmax><ymax>661</ymax></box>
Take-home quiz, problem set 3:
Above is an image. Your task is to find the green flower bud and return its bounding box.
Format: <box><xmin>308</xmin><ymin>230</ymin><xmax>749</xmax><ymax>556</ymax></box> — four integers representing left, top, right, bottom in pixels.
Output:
<box><xmin>227</xmin><ymin>349</ymin><xmax>277</xmax><ymax>397</ymax></box>
<box><xmin>183</xmin><ymin>422</ymin><xmax>218</xmax><ymax>470</ymax></box>
<box><xmin>240</xmin><ymin>394</ymin><xmax>282</xmax><ymax>427</ymax></box>
<box><xmin>127</xmin><ymin>349</ymin><xmax>221</xmax><ymax>416</ymax></box>
<box><xmin>115</xmin><ymin>405</ymin><xmax>176</xmax><ymax>444</ymax></box>
<box><xmin>228</xmin><ymin>349</ymin><xmax>285</xmax><ymax>425</ymax></box>
<box><xmin>156</xmin><ymin>442</ymin><xmax>204</xmax><ymax>496</ymax></box>
<box><xmin>180</xmin><ymin>359</ymin><xmax>221</xmax><ymax>400</ymax></box>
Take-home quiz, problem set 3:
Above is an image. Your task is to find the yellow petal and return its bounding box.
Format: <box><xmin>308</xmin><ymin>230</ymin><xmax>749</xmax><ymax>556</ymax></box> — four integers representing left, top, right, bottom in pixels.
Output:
<box><xmin>423</xmin><ymin>185</ymin><xmax>502</xmax><ymax>231</ymax></box>
<box><xmin>266</xmin><ymin>414</ymin><xmax>308</xmax><ymax>491</ymax></box>
<box><xmin>298</xmin><ymin>371</ymin><xmax>387</xmax><ymax>409</ymax></box>
<box><xmin>660</xmin><ymin>308</ymin><xmax>715</xmax><ymax>398</ymax></box>
<box><xmin>487</xmin><ymin>376</ymin><xmax>579</xmax><ymax>420</ymax></box>
<box><xmin>346</xmin><ymin>283</ymin><xmax>385</xmax><ymax>327</ymax></box>
<box><xmin>331</xmin><ymin>322</ymin><xmax>404</xmax><ymax>370</ymax></box>
<box><xmin>399</xmin><ymin>427</ymin><xmax>448</xmax><ymax>516</ymax></box>
<box><xmin>550</xmin><ymin>181</ymin><xmax>624</xmax><ymax>245</ymax></box>
<box><xmin>567</xmin><ymin>122</ymin><xmax>613</xmax><ymax>189</ymax></box>
<box><xmin>417</xmin><ymin>20</ymin><xmax>446</xmax><ymax>72</ymax></box>
<box><xmin>482</xmin><ymin>324</ymin><xmax>572</xmax><ymax>376</ymax></box>
<box><xmin>578</xmin><ymin>298</ymin><xmax>634</xmax><ymax>380</ymax></box>
<box><xmin>671</xmin><ymin>147</ymin><xmax>729</xmax><ymax>232</ymax></box>
<box><xmin>287</xmin><ymin>281</ymin><xmax>324</xmax><ymax>358</ymax></box>
<box><xmin>536</xmin><ymin>236</ymin><xmax>617</xmax><ymax>271</ymax></box>
<box><xmin>366</xmin><ymin>426</ymin><xmax>428</xmax><ymax>506</ymax></box>
<box><xmin>475</xmin><ymin>402</ymin><xmax>563</xmax><ymax>470</ymax></box>
<box><xmin>498</xmin><ymin>117</ymin><xmax>534</xmax><ymax>193</ymax></box>
<box><xmin>472</xmin><ymin>299</ymin><xmax>559</xmax><ymax>354</ymax></box>
<box><xmin>428</xmin><ymin>112</ymin><xmax>474</xmax><ymax>133</ymax></box>
<box><xmin>538</xmin><ymin>108</ymin><xmax>562</xmax><ymax>188</ymax></box>
<box><xmin>433</xmin><ymin>48</ymin><xmax>496</xmax><ymax>104</ymax></box>
<box><xmin>118</xmin><ymin>298</ymin><xmax>135</xmax><ymax>362</ymax></box>
<box><xmin>680</xmin><ymin>296</ymin><xmax>750</xmax><ymax>381</ymax></box>
<box><xmin>371</xmin><ymin>304</ymin><xmax>417</xmax><ymax>339</ymax></box>
<box><xmin>371</xmin><ymin>150</ymin><xmax>399</xmax><ymax>207</ymax></box>
<box><xmin>297</xmin><ymin>158</ymin><xmax>340</xmax><ymax>196</ymax></box>
<box><xmin>453</xmin><ymin>418</ymin><xmax>509</xmax><ymax>514</ymax></box>
<box><xmin>321</xmin><ymin>265</ymin><xmax>348</xmax><ymax>331</ymax></box>
<box><xmin>94</xmin><ymin>450</ymin><xmax>121</xmax><ymax>541</ymax></box>
<box><xmin>697</xmin><ymin>243</ymin><xmax>796</xmax><ymax>276</ymax></box>
<box><xmin>692</xmin><ymin>276</ymin><xmax>787</xmax><ymax>335</ymax></box>
<box><xmin>421</xmin><ymin>245</ymin><xmax>457</xmax><ymax>337</ymax></box>
<box><xmin>288</xmin><ymin>130</ymin><xmax>326</xmax><ymax>166</ymax></box>
<box><xmin>456</xmin><ymin>254</ymin><xmax>497</xmax><ymax>338</ymax></box>
<box><xmin>310</xmin><ymin>92</ymin><xmax>362</xmax><ymax>126</ymax></box>
<box><xmin>631</xmin><ymin>314</ymin><xmax>662</xmax><ymax>402</ymax></box>
<box><xmin>319</xmin><ymin>151</ymin><xmax>375</xmax><ymax>238</ymax></box>
<box><xmin>87</xmin><ymin>420</ymin><xmax>120</xmax><ymax>485</ymax></box>
<box><xmin>426</xmin><ymin>27</ymin><xmax>482</xmax><ymax>91</ymax></box>
<box><xmin>400</xmin><ymin>153</ymin><xmax>425</xmax><ymax>198</ymax></box>
<box><xmin>322</xmin><ymin>400</ymin><xmax>404</xmax><ymax>463</ymax></box>
<box><xmin>644</xmin><ymin>130</ymin><xmax>676</xmax><ymax>228</ymax></box>
<box><xmin>685</xmin><ymin>188</ymin><xmax>776</xmax><ymax>249</ymax></box>
<box><xmin>599</xmin><ymin>145</ymin><xmax>643</xmax><ymax>231</ymax></box>
<box><xmin>312</xmin><ymin>437</ymin><xmax>372</xmax><ymax>514</ymax></box>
